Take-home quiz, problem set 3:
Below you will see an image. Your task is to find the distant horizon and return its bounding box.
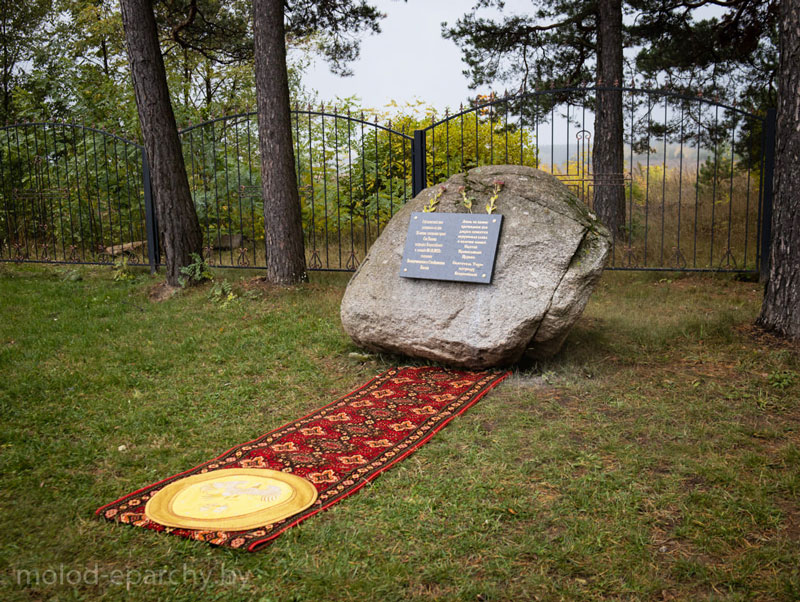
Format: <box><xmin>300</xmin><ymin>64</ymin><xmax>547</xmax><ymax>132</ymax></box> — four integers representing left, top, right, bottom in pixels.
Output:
<box><xmin>536</xmin><ymin>142</ymin><xmax>715</xmax><ymax>171</ymax></box>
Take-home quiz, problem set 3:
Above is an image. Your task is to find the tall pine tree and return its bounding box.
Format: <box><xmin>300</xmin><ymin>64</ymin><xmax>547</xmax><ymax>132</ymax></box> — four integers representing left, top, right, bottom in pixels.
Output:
<box><xmin>253</xmin><ymin>0</ymin><xmax>307</xmax><ymax>284</ymax></box>
<box><xmin>120</xmin><ymin>0</ymin><xmax>203</xmax><ymax>286</ymax></box>
<box><xmin>629</xmin><ymin>0</ymin><xmax>778</xmax><ymax>108</ymax></box>
<box><xmin>253</xmin><ymin>0</ymin><xmax>383</xmax><ymax>284</ymax></box>
<box><xmin>444</xmin><ymin>0</ymin><xmax>626</xmax><ymax>235</ymax></box>
<box><xmin>444</xmin><ymin>0</ymin><xmax>779</xmax><ymax>236</ymax></box>
<box><xmin>757</xmin><ymin>0</ymin><xmax>800</xmax><ymax>340</ymax></box>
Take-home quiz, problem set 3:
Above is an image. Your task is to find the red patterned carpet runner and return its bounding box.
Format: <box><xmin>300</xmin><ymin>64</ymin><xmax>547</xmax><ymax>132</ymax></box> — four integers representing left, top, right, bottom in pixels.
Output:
<box><xmin>96</xmin><ymin>366</ymin><xmax>509</xmax><ymax>551</ymax></box>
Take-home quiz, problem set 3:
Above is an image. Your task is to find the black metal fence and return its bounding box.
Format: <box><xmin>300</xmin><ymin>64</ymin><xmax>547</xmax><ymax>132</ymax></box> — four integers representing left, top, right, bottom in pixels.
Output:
<box><xmin>412</xmin><ymin>87</ymin><xmax>775</xmax><ymax>275</ymax></box>
<box><xmin>0</xmin><ymin>122</ymin><xmax>154</xmax><ymax>266</ymax></box>
<box><xmin>178</xmin><ymin>109</ymin><xmax>413</xmax><ymax>271</ymax></box>
<box><xmin>0</xmin><ymin>87</ymin><xmax>775</xmax><ymax>276</ymax></box>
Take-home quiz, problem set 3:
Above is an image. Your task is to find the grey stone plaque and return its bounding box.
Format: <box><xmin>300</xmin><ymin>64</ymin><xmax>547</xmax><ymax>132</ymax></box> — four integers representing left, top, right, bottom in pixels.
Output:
<box><xmin>400</xmin><ymin>212</ymin><xmax>503</xmax><ymax>284</ymax></box>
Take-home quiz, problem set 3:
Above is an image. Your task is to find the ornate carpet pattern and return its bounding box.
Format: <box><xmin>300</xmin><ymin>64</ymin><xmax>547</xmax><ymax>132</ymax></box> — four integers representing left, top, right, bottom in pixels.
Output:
<box><xmin>96</xmin><ymin>366</ymin><xmax>509</xmax><ymax>551</ymax></box>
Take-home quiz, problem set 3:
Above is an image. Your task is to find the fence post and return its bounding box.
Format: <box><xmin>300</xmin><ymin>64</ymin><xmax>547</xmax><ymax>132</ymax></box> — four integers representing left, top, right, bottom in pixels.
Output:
<box><xmin>759</xmin><ymin>108</ymin><xmax>777</xmax><ymax>282</ymax></box>
<box><xmin>412</xmin><ymin>129</ymin><xmax>427</xmax><ymax>197</ymax></box>
<box><xmin>141</xmin><ymin>147</ymin><xmax>159</xmax><ymax>274</ymax></box>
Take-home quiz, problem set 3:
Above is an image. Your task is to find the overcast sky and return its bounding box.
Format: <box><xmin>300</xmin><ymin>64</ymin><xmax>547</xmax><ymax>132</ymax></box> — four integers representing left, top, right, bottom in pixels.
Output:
<box><xmin>301</xmin><ymin>1</ymin><xmax>727</xmax><ymax>116</ymax></box>
<box><xmin>302</xmin><ymin>0</ymin><xmax>533</xmax><ymax>113</ymax></box>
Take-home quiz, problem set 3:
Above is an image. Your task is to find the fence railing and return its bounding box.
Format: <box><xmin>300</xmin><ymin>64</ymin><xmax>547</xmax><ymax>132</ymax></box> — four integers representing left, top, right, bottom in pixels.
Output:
<box><xmin>412</xmin><ymin>87</ymin><xmax>774</xmax><ymax>275</ymax></box>
<box><xmin>0</xmin><ymin>122</ymin><xmax>151</xmax><ymax>266</ymax></box>
<box><xmin>0</xmin><ymin>87</ymin><xmax>775</xmax><ymax>277</ymax></box>
<box><xmin>178</xmin><ymin>109</ymin><xmax>413</xmax><ymax>271</ymax></box>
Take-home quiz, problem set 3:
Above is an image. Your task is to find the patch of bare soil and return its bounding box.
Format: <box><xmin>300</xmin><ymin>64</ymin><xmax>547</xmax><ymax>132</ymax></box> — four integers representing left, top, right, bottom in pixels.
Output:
<box><xmin>239</xmin><ymin>276</ymin><xmax>277</xmax><ymax>292</ymax></box>
<box><xmin>736</xmin><ymin>323</ymin><xmax>800</xmax><ymax>352</ymax></box>
<box><xmin>737</xmin><ymin>323</ymin><xmax>800</xmax><ymax>352</ymax></box>
<box><xmin>506</xmin><ymin>373</ymin><xmax>550</xmax><ymax>388</ymax></box>
<box><xmin>148</xmin><ymin>281</ymin><xmax>180</xmax><ymax>302</ymax></box>
<box><xmin>239</xmin><ymin>276</ymin><xmax>304</xmax><ymax>293</ymax></box>
<box><xmin>678</xmin><ymin>355</ymin><xmax>744</xmax><ymax>380</ymax></box>
<box><xmin>776</xmin><ymin>499</ymin><xmax>800</xmax><ymax>541</ymax></box>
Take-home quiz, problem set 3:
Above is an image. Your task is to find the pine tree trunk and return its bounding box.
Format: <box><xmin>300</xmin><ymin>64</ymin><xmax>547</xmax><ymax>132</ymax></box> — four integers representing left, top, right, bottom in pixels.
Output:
<box><xmin>756</xmin><ymin>0</ymin><xmax>800</xmax><ymax>340</ymax></box>
<box><xmin>593</xmin><ymin>0</ymin><xmax>625</xmax><ymax>237</ymax></box>
<box><xmin>253</xmin><ymin>0</ymin><xmax>307</xmax><ymax>284</ymax></box>
<box><xmin>120</xmin><ymin>0</ymin><xmax>202</xmax><ymax>286</ymax></box>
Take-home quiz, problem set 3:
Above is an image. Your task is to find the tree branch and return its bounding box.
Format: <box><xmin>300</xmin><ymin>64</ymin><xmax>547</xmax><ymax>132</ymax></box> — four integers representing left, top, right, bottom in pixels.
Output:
<box><xmin>171</xmin><ymin>0</ymin><xmax>198</xmax><ymax>47</ymax></box>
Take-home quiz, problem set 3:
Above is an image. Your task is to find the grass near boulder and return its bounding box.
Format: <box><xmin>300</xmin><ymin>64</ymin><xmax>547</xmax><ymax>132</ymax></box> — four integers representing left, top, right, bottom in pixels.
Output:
<box><xmin>1</xmin><ymin>262</ymin><xmax>798</xmax><ymax>601</ymax></box>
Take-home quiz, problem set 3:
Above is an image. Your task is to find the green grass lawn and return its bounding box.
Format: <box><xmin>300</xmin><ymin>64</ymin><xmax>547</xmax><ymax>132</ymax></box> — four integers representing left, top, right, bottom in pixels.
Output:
<box><xmin>1</xmin><ymin>263</ymin><xmax>798</xmax><ymax>601</ymax></box>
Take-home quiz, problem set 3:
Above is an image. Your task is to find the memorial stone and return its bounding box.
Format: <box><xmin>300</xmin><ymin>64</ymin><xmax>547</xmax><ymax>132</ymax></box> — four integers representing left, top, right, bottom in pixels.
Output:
<box><xmin>340</xmin><ymin>165</ymin><xmax>611</xmax><ymax>368</ymax></box>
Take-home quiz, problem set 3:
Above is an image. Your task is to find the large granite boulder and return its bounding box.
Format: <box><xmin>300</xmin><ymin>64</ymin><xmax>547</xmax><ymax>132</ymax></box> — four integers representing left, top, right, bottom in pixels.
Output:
<box><xmin>340</xmin><ymin>165</ymin><xmax>611</xmax><ymax>368</ymax></box>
